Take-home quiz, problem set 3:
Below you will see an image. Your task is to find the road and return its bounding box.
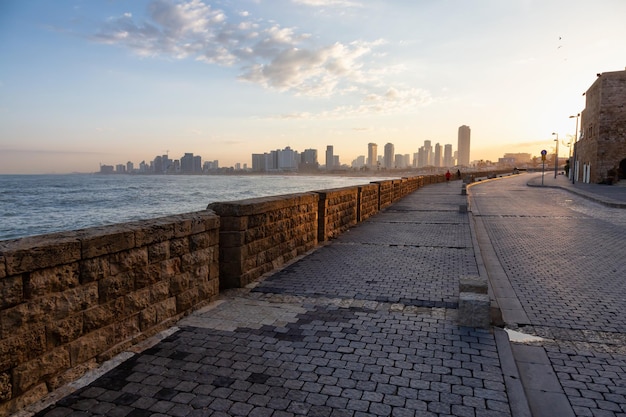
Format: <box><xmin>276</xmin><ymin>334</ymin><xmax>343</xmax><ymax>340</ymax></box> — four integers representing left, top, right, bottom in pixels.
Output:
<box><xmin>470</xmin><ymin>173</ymin><xmax>626</xmax><ymax>417</ymax></box>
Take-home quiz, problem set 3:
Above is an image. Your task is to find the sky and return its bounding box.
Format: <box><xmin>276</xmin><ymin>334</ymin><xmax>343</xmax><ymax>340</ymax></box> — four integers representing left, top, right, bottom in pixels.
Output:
<box><xmin>1</xmin><ymin>0</ymin><xmax>625</xmax><ymax>174</ymax></box>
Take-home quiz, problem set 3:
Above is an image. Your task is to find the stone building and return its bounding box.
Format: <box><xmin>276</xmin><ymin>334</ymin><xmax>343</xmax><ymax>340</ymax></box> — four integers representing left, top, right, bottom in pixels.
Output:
<box><xmin>574</xmin><ymin>69</ymin><xmax>626</xmax><ymax>184</ymax></box>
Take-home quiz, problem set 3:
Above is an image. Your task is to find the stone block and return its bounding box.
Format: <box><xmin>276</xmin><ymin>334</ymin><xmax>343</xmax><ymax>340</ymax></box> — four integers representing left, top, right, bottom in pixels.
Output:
<box><xmin>82</xmin><ymin>298</ymin><xmax>124</xmax><ymax>333</ymax></box>
<box><xmin>0</xmin><ymin>372</ymin><xmax>11</xmax><ymax>402</ymax></box>
<box><xmin>69</xmin><ymin>325</ymin><xmax>116</xmax><ymax>366</ymax></box>
<box><xmin>98</xmin><ymin>272</ymin><xmax>135</xmax><ymax>303</ymax></box>
<box><xmin>459</xmin><ymin>204</ymin><xmax>468</xmax><ymax>213</ymax></box>
<box><xmin>0</xmin><ymin>326</ymin><xmax>46</xmax><ymax>370</ymax></box>
<box><xmin>79</xmin><ymin>226</ymin><xmax>136</xmax><ymax>259</ymax></box>
<box><xmin>46</xmin><ymin>314</ymin><xmax>83</xmax><ymax>347</ymax></box>
<box><xmin>109</xmin><ymin>247</ymin><xmax>148</xmax><ymax>275</ymax></box>
<box><xmin>458</xmin><ymin>292</ymin><xmax>490</xmax><ymax>328</ymax></box>
<box><xmin>12</xmin><ymin>346</ymin><xmax>71</xmax><ymax>393</ymax></box>
<box><xmin>148</xmin><ymin>241</ymin><xmax>170</xmax><ymax>264</ymax></box>
<box><xmin>27</xmin><ymin>263</ymin><xmax>80</xmax><ymax>297</ymax></box>
<box><xmin>3</xmin><ymin>235</ymin><xmax>81</xmax><ymax>276</ymax></box>
<box><xmin>133</xmin><ymin>218</ymin><xmax>175</xmax><ymax>246</ymax></box>
<box><xmin>459</xmin><ymin>275</ymin><xmax>488</xmax><ymax>294</ymax></box>
<box><xmin>0</xmin><ymin>275</ymin><xmax>23</xmax><ymax>309</ymax></box>
<box><xmin>79</xmin><ymin>256</ymin><xmax>110</xmax><ymax>283</ymax></box>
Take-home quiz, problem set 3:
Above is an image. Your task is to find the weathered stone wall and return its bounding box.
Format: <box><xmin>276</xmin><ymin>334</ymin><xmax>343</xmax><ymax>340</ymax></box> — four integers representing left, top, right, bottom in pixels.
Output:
<box><xmin>208</xmin><ymin>193</ymin><xmax>319</xmax><ymax>289</ymax></box>
<box><xmin>0</xmin><ymin>211</ymin><xmax>220</xmax><ymax>416</ymax></box>
<box><xmin>357</xmin><ymin>183</ymin><xmax>380</xmax><ymax>222</ymax></box>
<box><xmin>315</xmin><ymin>187</ymin><xmax>359</xmax><ymax>241</ymax></box>
<box><xmin>0</xmin><ymin>171</ymin><xmax>512</xmax><ymax>415</ymax></box>
<box><xmin>376</xmin><ymin>180</ymin><xmax>394</xmax><ymax>210</ymax></box>
<box><xmin>576</xmin><ymin>70</ymin><xmax>626</xmax><ymax>183</ymax></box>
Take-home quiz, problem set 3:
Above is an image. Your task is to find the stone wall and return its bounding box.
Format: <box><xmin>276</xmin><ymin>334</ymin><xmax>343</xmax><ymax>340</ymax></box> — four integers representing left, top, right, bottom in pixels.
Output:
<box><xmin>376</xmin><ymin>180</ymin><xmax>395</xmax><ymax>210</ymax></box>
<box><xmin>357</xmin><ymin>183</ymin><xmax>380</xmax><ymax>222</ymax></box>
<box><xmin>208</xmin><ymin>193</ymin><xmax>319</xmax><ymax>289</ymax></box>
<box><xmin>0</xmin><ymin>211</ymin><xmax>220</xmax><ymax>416</ymax></box>
<box><xmin>0</xmin><ymin>171</ymin><xmax>510</xmax><ymax>415</ymax></box>
<box><xmin>576</xmin><ymin>70</ymin><xmax>626</xmax><ymax>183</ymax></box>
<box><xmin>315</xmin><ymin>187</ymin><xmax>359</xmax><ymax>241</ymax></box>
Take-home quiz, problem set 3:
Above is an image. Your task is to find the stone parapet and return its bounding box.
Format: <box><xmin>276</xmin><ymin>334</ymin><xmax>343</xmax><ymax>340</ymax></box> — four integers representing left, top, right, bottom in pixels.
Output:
<box><xmin>209</xmin><ymin>193</ymin><xmax>319</xmax><ymax>289</ymax></box>
<box><xmin>357</xmin><ymin>183</ymin><xmax>380</xmax><ymax>222</ymax></box>
<box><xmin>314</xmin><ymin>187</ymin><xmax>358</xmax><ymax>241</ymax></box>
<box><xmin>0</xmin><ymin>211</ymin><xmax>220</xmax><ymax>416</ymax></box>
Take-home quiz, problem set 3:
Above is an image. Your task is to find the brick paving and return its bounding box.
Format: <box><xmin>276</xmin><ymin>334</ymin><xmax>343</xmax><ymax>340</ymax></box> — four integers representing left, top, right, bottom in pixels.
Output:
<box><xmin>471</xmin><ymin>173</ymin><xmax>626</xmax><ymax>417</ymax></box>
<box><xmin>29</xmin><ymin>181</ymin><xmax>515</xmax><ymax>417</ymax></box>
<box><xmin>26</xmin><ymin>173</ymin><xmax>626</xmax><ymax>417</ymax></box>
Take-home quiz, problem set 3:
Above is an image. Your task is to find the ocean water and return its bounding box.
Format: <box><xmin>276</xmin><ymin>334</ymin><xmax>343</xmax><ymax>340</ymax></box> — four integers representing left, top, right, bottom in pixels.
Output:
<box><xmin>0</xmin><ymin>174</ymin><xmax>388</xmax><ymax>241</ymax></box>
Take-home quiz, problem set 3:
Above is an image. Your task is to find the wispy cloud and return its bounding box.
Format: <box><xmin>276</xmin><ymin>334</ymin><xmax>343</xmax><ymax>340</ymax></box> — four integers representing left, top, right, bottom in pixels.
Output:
<box><xmin>291</xmin><ymin>0</ymin><xmax>362</xmax><ymax>7</ymax></box>
<box><xmin>91</xmin><ymin>0</ymin><xmax>427</xmax><ymax>114</ymax></box>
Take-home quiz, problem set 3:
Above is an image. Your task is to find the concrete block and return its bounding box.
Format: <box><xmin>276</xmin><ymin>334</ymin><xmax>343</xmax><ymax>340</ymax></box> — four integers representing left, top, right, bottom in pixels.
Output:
<box><xmin>458</xmin><ymin>292</ymin><xmax>490</xmax><ymax>328</ymax></box>
<box><xmin>459</xmin><ymin>275</ymin><xmax>488</xmax><ymax>294</ymax></box>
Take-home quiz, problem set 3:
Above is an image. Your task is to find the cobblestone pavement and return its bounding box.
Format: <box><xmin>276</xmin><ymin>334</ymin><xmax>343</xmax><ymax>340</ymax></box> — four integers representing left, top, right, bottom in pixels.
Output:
<box><xmin>470</xmin><ymin>173</ymin><xmax>626</xmax><ymax>417</ymax></box>
<box><xmin>29</xmin><ymin>181</ymin><xmax>517</xmax><ymax>417</ymax></box>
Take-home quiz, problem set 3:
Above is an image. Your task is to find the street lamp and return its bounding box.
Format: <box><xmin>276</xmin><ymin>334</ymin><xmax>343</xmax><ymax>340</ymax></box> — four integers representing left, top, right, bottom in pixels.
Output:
<box><xmin>569</xmin><ymin>114</ymin><xmax>580</xmax><ymax>184</ymax></box>
<box><xmin>552</xmin><ymin>132</ymin><xmax>559</xmax><ymax>178</ymax></box>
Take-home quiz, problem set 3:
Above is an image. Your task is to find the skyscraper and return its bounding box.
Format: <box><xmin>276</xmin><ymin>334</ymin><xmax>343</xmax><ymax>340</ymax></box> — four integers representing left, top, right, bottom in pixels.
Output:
<box><xmin>368</xmin><ymin>143</ymin><xmax>378</xmax><ymax>168</ymax></box>
<box><xmin>434</xmin><ymin>143</ymin><xmax>442</xmax><ymax>167</ymax></box>
<box><xmin>457</xmin><ymin>125</ymin><xmax>471</xmax><ymax>166</ymax></box>
<box><xmin>325</xmin><ymin>145</ymin><xmax>334</xmax><ymax>170</ymax></box>
<box><xmin>384</xmin><ymin>143</ymin><xmax>394</xmax><ymax>169</ymax></box>
<box><xmin>443</xmin><ymin>144</ymin><xmax>453</xmax><ymax>167</ymax></box>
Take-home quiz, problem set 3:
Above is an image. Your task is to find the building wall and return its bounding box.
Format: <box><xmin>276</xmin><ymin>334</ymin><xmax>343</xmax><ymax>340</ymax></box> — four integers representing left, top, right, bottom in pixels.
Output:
<box><xmin>576</xmin><ymin>70</ymin><xmax>626</xmax><ymax>183</ymax></box>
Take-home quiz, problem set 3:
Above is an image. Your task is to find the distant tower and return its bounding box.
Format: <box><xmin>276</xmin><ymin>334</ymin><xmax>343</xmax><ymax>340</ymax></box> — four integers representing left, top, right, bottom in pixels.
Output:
<box><xmin>384</xmin><ymin>143</ymin><xmax>394</xmax><ymax>169</ymax></box>
<box><xmin>368</xmin><ymin>143</ymin><xmax>378</xmax><ymax>168</ymax></box>
<box><xmin>434</xmin><ymin>143</ymin><xmax>442</xmax><ymax>167</ymax></box>
<box><xmin>443</xmin><ymin>144</ymin><xmax>453</xmax><ymax>167</ymax></box>
<box><xmin>458</xmin><ymin>125</ymin><xmax>471</xmax><ymax>166</ymax></box>
<box><xmin>325</xmin><ymin>145</ymin><xmax>334</xmax><ymax>170</ymax></box>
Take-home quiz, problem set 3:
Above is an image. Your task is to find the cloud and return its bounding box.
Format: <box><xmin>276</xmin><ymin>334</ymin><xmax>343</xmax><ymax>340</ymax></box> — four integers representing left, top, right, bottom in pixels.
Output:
<box><xmin>92</xmin><ymin>0</ymin><xmax>429</xmax><ymax>114</ymax></box>
<box><xmin>291</xmin><ymin>0</ymin><xmax>362</xmax><ymax>7</ymax></box>
<box><xmin>269</xmin><ymin>87</ymin><xmax>432</xmax><ymax>120</ymax></box>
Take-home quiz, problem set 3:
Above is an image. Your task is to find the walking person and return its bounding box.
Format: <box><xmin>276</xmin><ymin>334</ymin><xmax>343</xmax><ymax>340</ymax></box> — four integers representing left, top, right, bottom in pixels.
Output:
<box><xmin>445</xmin><ymin>170</ymin><xmax>451</xmax><ymax>183</ymax></box>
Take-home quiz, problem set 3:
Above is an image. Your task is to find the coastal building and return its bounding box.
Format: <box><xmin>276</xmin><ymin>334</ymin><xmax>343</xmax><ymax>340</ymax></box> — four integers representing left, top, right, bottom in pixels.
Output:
<box><xmin>368</xmin><ymin>143</ymin><xmax>378</xmax><ymax>168</ymax></box>
<box><xmin>443</xmin><ymin>144</ymin><xmax>453</xmax><ymax>167</ymax></box>
<box><xmin>384</xmin><ymin>143</ymin><xmax>394</xmax><ymax>169</ymax></box>
<box><xmin>458</xmin><ymin>125</ymin><xmax>471</xmax><ymax>166</ymax></box>
<box><xmin>434</xmin><ymin>143</ymin><xmax>442</xmax><ymax>167</ymax></box>
<box><xmin>574</xmin><ymin>69</ymin><xmax>626</xmax><ymax>183</ymax></box>
<box><xmin>325</xmin><ymin>145</ymin><xmax>334</xmax><ymax>170</ymax></box>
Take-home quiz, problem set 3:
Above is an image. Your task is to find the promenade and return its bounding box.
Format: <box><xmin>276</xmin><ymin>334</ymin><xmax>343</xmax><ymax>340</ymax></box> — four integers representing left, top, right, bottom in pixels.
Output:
<box><xmin>21</xmin><ymin>174</ymin><xmax>626</xmax><ymax>417</ymax></box>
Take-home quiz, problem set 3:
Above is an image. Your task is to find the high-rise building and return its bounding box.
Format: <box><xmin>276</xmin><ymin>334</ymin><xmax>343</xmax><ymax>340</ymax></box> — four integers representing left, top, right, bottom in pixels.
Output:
<box><xmin>181</xmin><ymin>153</ymin><xmax>195</xmax><ymax>174</ymax></box>
<box><xmin>352</xmin><ymin>155</ymin><xmax>365</xmax><ymax>168</ymax></box>
<box><xmin>434</xmin><ymin>144</ymin><xmax>442</xmax><ymax>167</ymax></box>
<box><xmin>325</xmin><ymin>146</ymin><xmax>334</xmax><ymax>170</ymax></box>
<box><xmin>423</xmin><ymin>140</ymin><xmax>433</xmax><ymax>166</ymax></box>
<box><xmin>443</xmin><ymin>144</ymin><xmax>453</xmax><ymax>167</ymax></box>
<box><xmin>368</xmin><ymin>143</ymin><xmax>378</xmax><ymax>168</ymax></box>
<box><xmin>458</xmin><ymin>125</ymin><xmax>471</xmax><ymax>166</ymax></box>
<box><xmin>384</xmin><ymin>143</ymin><xmax>394</xmax><ymax>169</ymax></box>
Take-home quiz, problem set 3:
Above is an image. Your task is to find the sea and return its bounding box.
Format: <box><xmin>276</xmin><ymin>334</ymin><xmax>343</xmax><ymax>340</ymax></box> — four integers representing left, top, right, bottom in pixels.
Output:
<box><xmin>0</xmin><ymin>174</ymin><xmax>389</xmax><ymax>241</ymax></box>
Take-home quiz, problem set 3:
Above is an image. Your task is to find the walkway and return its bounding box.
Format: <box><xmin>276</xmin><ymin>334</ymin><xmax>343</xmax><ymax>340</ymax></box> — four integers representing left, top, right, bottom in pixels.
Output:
<box><xmin>22</xmin><ymin>174</ymin><xmax>626</xmax><ymax>417</ymax></box>
<box><xmin>526</xmin><ymin>172</ymin><xmax>626</xmax><ymax>207</ymax></box>
<box><xmin>470</xmin><ymin>173</ymin><xmax>626</xmax><ymax>417</ymax></box>
<box><xmin>25</xmin><ymin>181</ymin><xmax>520</xmax><ymax>417</ymax></box>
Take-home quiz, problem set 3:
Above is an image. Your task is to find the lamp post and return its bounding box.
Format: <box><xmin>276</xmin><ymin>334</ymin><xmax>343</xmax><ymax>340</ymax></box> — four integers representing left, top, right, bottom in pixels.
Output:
<box><xmin>569</xmin><ymin>113</ymin><xmax>580</xmax><ymax>184</ymax></box>
<box><xmin>552</xmin><ymin>132</ymin><xmax>559</xmax><ymax>178</ymax></box>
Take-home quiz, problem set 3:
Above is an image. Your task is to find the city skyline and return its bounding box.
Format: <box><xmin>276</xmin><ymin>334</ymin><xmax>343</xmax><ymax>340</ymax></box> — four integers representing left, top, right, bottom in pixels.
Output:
<box><xmin>96</xmin><ymin>133</ymin><xmax>472</xmax><ymax>174</ymax></box>
<box><xmin>2</xmin><ymin>1</ymin><xmax>626</xmax><ymax>174</ymax></box>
